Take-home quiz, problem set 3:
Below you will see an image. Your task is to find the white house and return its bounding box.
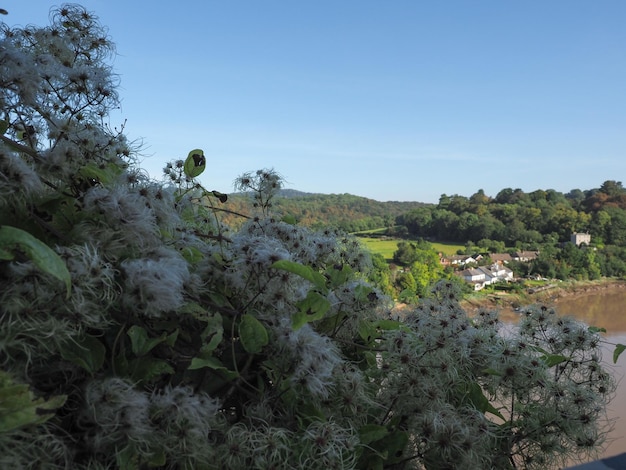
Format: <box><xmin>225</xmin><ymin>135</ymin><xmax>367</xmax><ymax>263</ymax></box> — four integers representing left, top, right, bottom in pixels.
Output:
<box><xmin>446</xmin><ymin>254</ymin><xmax>482</xmax><ymax>266</ymax></box>
<box><xmin>512</xmin><ymin>251</ymin><xmax>539</xmax><ymax>262</ymax></box>
<box><xmin>457</xmin><ymin>264</ymin><xmax>514</xmax><ymax>290</ymax></box>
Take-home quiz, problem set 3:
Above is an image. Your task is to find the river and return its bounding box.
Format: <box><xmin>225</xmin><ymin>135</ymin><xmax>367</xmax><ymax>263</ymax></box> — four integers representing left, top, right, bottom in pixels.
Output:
<box><xmin>502</xmin><ymin>287</ymin><xmax>626</xmax><ymax>461</ymax></box>
<box><xmin>553</xmin><ymin>288</ymin><xmax>626</xmax><ymax>461</ymax></box>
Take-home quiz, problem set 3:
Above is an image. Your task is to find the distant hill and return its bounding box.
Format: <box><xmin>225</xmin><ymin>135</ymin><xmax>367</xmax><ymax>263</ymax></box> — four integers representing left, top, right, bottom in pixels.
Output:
<box><xmin>273</xmin><ymin>189</ymin><xmax>322</xmax><ymax>198</ymax></box>
<box><xmin>215</xmin><ymin>190</ymin><xmax>431</xmax><ymax>232</ymax></box>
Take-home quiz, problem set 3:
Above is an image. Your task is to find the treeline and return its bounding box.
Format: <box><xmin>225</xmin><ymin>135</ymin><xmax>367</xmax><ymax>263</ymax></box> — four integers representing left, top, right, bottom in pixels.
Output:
<box><xmin>393</xmin><ymin>180</ymin><xmax>626</xmax><ymax>281</ymax></box>
<box><xmin>395</xmin><ymin>180</ymin><xmax>626</xmax><ymax>247</ymax></box>
<box><xmin>216</xmin><ymin>190</ymin><xmax>429</xmax><ymax>232</ymax></box>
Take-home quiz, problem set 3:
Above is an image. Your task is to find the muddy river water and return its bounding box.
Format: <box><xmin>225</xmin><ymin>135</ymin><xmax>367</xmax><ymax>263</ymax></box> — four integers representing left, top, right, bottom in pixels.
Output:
<box><xmin>502</xmin><ymin>287</ymin><xmax>626</xmax><ymax>461</ymax></box>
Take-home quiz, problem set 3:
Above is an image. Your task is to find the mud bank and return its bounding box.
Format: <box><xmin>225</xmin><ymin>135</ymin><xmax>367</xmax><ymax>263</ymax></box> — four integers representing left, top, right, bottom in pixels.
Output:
<box><xmin>461</xmin><ymin>279</ymin><xmax>626</xmax><ymax>315</ymax></box>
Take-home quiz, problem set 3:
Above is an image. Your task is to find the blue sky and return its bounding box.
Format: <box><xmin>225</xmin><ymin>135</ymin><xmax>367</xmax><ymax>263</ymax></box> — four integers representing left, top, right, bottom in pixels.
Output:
<box><xmin>4</xmin><ymin>1</ymin><xmax>626</xmax><ymax>202</ymax></box>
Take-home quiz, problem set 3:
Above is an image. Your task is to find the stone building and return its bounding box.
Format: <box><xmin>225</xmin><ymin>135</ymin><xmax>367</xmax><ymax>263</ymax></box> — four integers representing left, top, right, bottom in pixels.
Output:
<box><xmin>571</xmin><ymin>232</ymin><xmax>591</xmax><ymax>246</ymax></box>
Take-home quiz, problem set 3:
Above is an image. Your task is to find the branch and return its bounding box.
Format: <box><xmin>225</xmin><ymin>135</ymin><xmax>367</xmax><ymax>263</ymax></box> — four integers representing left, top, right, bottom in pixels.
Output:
<box><xmin>0</xmin><ymin>134</ymin><xmax>41</xmax><ymax>160</ymax></box>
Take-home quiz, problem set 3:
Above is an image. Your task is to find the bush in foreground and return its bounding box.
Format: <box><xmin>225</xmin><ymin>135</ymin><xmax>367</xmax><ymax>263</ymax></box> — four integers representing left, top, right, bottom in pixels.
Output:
<box><xmin>0</xmin><ymin>5</ymin><xmax>617</xmax><ymax>469</ymax></box>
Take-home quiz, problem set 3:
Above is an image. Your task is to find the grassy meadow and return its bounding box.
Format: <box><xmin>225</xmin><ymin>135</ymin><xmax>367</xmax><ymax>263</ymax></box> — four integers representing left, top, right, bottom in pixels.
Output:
<box><xmin>357</xmin><ymin>237</ymin><xmax>464</xmax><ymax>262</ymax></box>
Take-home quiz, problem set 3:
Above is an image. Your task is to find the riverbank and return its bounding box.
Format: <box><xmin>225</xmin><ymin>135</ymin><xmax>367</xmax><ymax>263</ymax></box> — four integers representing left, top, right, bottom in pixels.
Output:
<box><xmin>460</xmin><ymin>278</ymin><xmax>626</xmax><ymax>315</ymax></box>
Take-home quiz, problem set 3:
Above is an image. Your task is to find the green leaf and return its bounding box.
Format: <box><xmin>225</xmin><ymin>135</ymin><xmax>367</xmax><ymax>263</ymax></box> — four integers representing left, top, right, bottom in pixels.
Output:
<box><xmin>373</xmin><ymin>319</ymin><xmax>404</xmax><ymax>331</ymax></box>
<box><xmin>292</xmin><ymin>291</ymin><xmax>331</xmax><ymax>330</ymax></box>
<box><xmin>358</xmin><ymin>320</ymin><xmax>377</xmax><ymax>344</ymax></box>
<box><xmin>359</xmin><ymin>424</ymin><xmax>389</xmax><ymax>445</ymax></box>
<box><xmin>0</xmin><ymin>119</ymin><xmax>8</xmax><ymax>134</ymax></box>
<box><xmin>211</xmin><ymin>190</ymin><xmax>228</xmax><ymax>203</ymax></box>
<box><xmin>368</xmin><ymin>430</ymin><xmax>409</xmax><ymax>464</ymax></box>
<box><xmin>188</xmin><ymin>357</ymin><xmax>216</xmax><ymax>370</ymax></box>
<box><xmin>116</xmin><ymin>444</ymin><xmax>139</xmax><ymax>470</ymax></box>
<box><xmin>238</xmin><ymin>314</ymin><xmax>268</xmax><ymax>354</ymax></box>
<box><xmin>200</xmin><ymin>312</ymin><xmax>223</xmax><ymax>354</ymax></box>
<box><xmin>183</xmin><ymin>149</ymin><xmax>206</xmax><ymax>178</ymax></box>
<box><xmin>0</xmin><ymin>371</ymin><xmax>66</xmax><ymax>433</ymax></box>
<box><xmin>179</xmin><ymin>301</ymin><xmax>210</xmax><ymax>319</ymax></box>
<box><xmin>127</xmin><ymin>325</ymin><xmax>168</xmax><ymax>356</ymax></box>
<box><xmin>78</xmin><ymin>162</ymin><xmax>123</xmax><ymax>184</ymax></box>
<box><xmin>180</xmin><ymin>246</ymin><xmax>204</xmax><ymax>263</ymax></box>
<box><xmin>271</xmin><ymin>259</ymin><xmax>328</xmax><ymax>293</ymax></box>
<box><xmin>363</xmin><ymin>351</ymin><xmax>378</xmax><ymax>368</ymax></box>
<box><xmin>354</xmin><ymin>283</ymin><xmax>375</xmax><ymax>302</ymax></box>
<box><xmin>188</xmin><ymin>357</ymin><xmax>238</xmax><ymax>380</ymax></box>
<box><xmin>541</xmin><ymin>353</ymin><xmax>568</xmax><ymax>368</ymax></box>
<box><xmin>588</xmin><ymin>326</ymin><xmax>607</xmax><ymax>334</ymax></box>
<box><xmin>164</xmin><ymin>329</ymin><xmax>179</xmax><ymax>347</ymax></box>
<box><xmin>60</xmin><ymin>334</ymin><xmax>105</xmax><ymax>375</ymax></box>
<box><xmin>0</xmin><ymin>225</ymin><xmax>71</xmax><ymax>297</ymax></box>
<box><xmin>127</xmin><ymin>357</ymin><xmax>174</xmax><ymax>383</ymax></box>
<box><xmin>326</xmin><ymin>263</ymin><xmax>352</xmax><ymax>288</ymax></box>
<box><xmin>614</xmin><ymin>344</ymin><xmax>626</xmax><ymax>364</ymax></box>
<box><xmin>467</xmin><ymin>382</ymin><xmax>505</xmax><ymax>420</ymax></box>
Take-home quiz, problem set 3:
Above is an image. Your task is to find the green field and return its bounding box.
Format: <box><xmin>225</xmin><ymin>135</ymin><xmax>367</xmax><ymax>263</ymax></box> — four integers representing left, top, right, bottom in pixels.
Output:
<box><xmin>358</xmin><ymin>237</ymin><xmax>464</xmax><ymax>262</ymax></box>
<box><xmin>357</xmin><ymin>238</ymin><xmax>399</xmax><ymax>261</ymax></box>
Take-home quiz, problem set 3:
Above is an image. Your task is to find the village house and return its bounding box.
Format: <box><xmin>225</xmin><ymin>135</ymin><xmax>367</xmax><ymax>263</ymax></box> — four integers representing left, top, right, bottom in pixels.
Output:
<box><xmin>455</xmin><ymin>263</ymin><xmax>514</xmax><ymax>291</ymax></box>
<box><xmin>490</xmin><ymin>253</ymin><xmax>512</xmax><ymax>264</ymax></box>
<box><xmin>444</xmin><ymin>254</ymin><xmax>482</xmax><ymax>266</ymax></box>
<box><xmin>512</xmin><ymin>251</ymin><xmax>539</xmax><ymax>262</ymax></box>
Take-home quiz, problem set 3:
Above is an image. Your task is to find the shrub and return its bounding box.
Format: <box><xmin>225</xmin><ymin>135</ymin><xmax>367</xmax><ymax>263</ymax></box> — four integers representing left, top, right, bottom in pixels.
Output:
<box><xmin>0</xmin><ymin>5</ymin><xmax>617</xmax><ymax>469</ymax></box>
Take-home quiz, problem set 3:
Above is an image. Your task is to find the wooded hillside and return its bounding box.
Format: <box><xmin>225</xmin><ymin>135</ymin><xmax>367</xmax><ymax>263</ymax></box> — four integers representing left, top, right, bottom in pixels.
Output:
<box><xmin>216</xmin><ymin>190</ymin><xmax>431</xmax><ymax>232</ymax></box>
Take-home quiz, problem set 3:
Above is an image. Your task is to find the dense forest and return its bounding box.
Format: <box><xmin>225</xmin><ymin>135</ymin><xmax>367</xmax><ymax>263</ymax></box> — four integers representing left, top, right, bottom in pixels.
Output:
<box><xmin>396</xmin><ymin>180</ymin><xmax>626</xmax><ymax>247</ymax></box>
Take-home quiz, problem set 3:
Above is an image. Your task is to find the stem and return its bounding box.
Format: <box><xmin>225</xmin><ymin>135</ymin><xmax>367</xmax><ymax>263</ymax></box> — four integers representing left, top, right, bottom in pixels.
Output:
<box><xmin>0</xmin><ymin>134</ymin><xmax>41</xmax><ymax>160</ymax></box>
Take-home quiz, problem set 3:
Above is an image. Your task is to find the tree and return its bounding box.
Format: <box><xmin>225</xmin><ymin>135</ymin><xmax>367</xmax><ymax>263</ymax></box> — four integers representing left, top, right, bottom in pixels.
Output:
<box><xmin>566</xmin><ymin>189</ymin><xmax>586</xmax><ymax>208</ymax></box>
<box><xmin>604</xmin><ymin>206</ymin><xmax>626</xmax><ymax>246</ymax></box>
<box><xmin>599</xmin><ymin>180</ymin><xmax>625</xmax><ymax>197</ymax></box>
<box><xmin>430</xmin><ymin>209</ymin><xmax>460</xmax><ymax>241</ymax></box>
<box><xmin>504</xmin><ymin>219</ymin><xmax>525</xmax><ymax>245</ymax></box>
<box><xmin>447</xmin><ymin>194</ymin><xmax>471</xmax><ymax>214</ymax></box>
<box><xmin>456</xmin><ymin>212</ymin><xmax>479</xmax><ymax>241</ymax></box>
<box><xmin>369</xmin><ymin>252</ymin><xmax>394</xmax><ymax>295</ymax></box>
<box><xmin>401</xmin><ymin>206</ymin><xmax>432</xmax><ymax>237</ymax></box>
<box><xmin>437</xmin><ymin>193</ymin><xmax>451</xmax><ymax>210</ymax></box>
<box><xmin>0</xmin><ymin>6</ymin><xmax>618</xmax><ymax>470</ymax></box>
<box><xmin>469</xmin><ymin>188</ymin><xmax>490</xmax><ymax>206</ymax></box>
<box><xmin>393</xmin><ymin>241</ymin><xmax>419</xmax><ymax>266</ymax></box>
<box><xmin>396</xmin><ymin>270</ymin><xmax>418</xmax><ymax>302</ymax></box>
<box><xmin>477</xmin><ymin>238</ymin><xmax>505</xmax><ymax>254</ymax></box>
<box><xmin>590</xmin><ymin>210</ymin><xmax>611</xmax><ymax>244</ymax></box>
<box><xmin>495</xmin><ymin>187</ymin><xmax>515</xmax><ymax>204</ymax></box>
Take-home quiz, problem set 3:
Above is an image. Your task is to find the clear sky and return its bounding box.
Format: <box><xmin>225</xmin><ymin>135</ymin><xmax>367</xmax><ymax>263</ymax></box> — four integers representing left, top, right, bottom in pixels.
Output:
<box><xmin>4</xmin><ymin>1</ymin><xmax>626</xmax><ymax>202</ymax></box>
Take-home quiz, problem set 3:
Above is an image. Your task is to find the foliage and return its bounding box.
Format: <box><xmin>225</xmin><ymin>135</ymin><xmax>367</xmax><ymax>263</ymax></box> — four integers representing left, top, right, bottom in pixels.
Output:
<box><xmin>396</xmin><ymin>184</ymin><xmax>626</xmax><ymax>280</ymax></box>
<box><xmin>0</xmin><ymin>370</ymin><xmax>66</xmax><ymax>433</ymax></box>
<box><xmin>392</xmin><ymin>240</ymin><xmax>446</xmax><ymax>299</ymax></box>
<box><xmin>0</xmin><ymin>6</ymin><xmax>618</xmax><ymax>470</ymax></box>
<box><xmin>219</xmin><ymin>190</ymin><xmax>428</xmax><ymax>232</ymax></box>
